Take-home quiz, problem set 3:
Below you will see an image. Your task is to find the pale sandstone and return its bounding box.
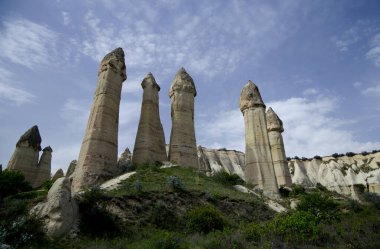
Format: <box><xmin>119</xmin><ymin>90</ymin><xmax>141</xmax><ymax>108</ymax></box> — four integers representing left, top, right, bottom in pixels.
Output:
<box><xmin>266</xmin><ymin>107</ymin><xmax>292</xmax><ymax>187</ymax></box>
<box><xmin>34</xmin><ymin>146</ymin><xmax>53</xmax><ymax>188</ymax></box>
<box><xmin>132</xmin><ymin>73</ymin><xmax>167</xmax><ymax>165</ymax></box>
<box><xmin>240</xmin><ymin>81</ymin><xmax>279</xmax><ymax>197</ymax></box>
<box><xmin>72</xmin><ymin>48</ymin><xmax>126</xmax><ymax>193</ymax></box>
<box><xmin>168</xmin><ymin>67</ymin><xmax>199</xmax><ymax>168</ymax></box>
<box><xmin>66</xmin><ymin>160</ymin><xmax>77</xmax><ymax>177</ymax></box>
<box><xmin>31</xmin><ymin>177</ymin><xmax>78</xmax><ymax>239</ymax></box>
<box><xmin>7</xmin><ymin>125</ymin><xmax>41</xmax><ymax>186</ymax></box>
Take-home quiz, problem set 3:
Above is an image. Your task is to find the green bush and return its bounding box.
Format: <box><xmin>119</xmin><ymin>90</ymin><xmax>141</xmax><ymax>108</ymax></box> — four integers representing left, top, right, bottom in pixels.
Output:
<box><xmin>184</xmin><ymin>205</ymin><xmax>227</xmax><ymax>234</ymax></box>
<box><xmin>167</xmin><ymin>176</ymin><xmax>184</xmax><ymax>191</ymax></box>
<box><xmin>0</xmin><ymin>170</ymin><xmax>32</xmax><ymax>198</ymax></box>
<box><xmin>212</xmin><ymin>171</ymin><xmax>244</xmax><ymax>186</ymax></box>
<box><xmin>151</xmin><ymin>200</ymin><xmax>178</xmax><ymax>230</ymax></box>
<box><xmin>296</xmin><ymin>192</ymin><xmax>339</xmax><ymax>222</ymax></box>
<box><xmin>244</xmin><ymin>223</ymin><xmax>266</xmax><ymax>243</ymax></box>
<box><xmin>289</xmin><ymin>184</ymin><xmax>306</xmax><ymax>197</ymax></box>
<box><xmin>40</xmin><ymin>180</ymin><xmax>54</xmax><ymax>191</ymax></box>
<box><xmin>198</xmin><ymin>229</ymin><xmax>245</xmax><ymax>249</ymax></box>
<box><xmin>362</xmin><ymin>192</ymin><xmax>380</xmax><ymax>209</ymax></box>
<box><xmin>148</xmin><ymin>231</ymin><xmax>186</xmax><ymax>249</ymax></box>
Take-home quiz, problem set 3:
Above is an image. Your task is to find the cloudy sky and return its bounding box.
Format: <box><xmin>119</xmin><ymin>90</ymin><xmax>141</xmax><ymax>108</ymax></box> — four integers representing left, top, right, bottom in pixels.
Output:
<box><xmin>1</xmin><ymin>0</ymin><xmax>380</xmax><ymax>173</ymax></box>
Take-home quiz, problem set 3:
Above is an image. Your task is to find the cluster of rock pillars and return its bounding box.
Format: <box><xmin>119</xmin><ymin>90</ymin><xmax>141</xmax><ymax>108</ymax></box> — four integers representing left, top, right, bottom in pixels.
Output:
<box><xmin>6</xmin><ymin>47</ymin><xmax>292</xmax><ymax>197</ymax></box>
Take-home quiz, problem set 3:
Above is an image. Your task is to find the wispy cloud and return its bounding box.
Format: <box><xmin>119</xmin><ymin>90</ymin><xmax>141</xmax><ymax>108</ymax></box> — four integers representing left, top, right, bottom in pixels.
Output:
<box><xmin>362</xmin><ymin>84</ymin><xmax>380</xmax><ymax>96</ymax></box>
<box><xmin>62</xmin><ymin>11</ymin><xmax>71</xmax><ymax>26</ymax></box>
<box><xmin>0</xmin><ymin>67</ymin><xmax>35</xmax><ymax>105</ymax></box>
<box><xmin>366</xmin><ymin>33</ymin><xmax>380</xmax><ymax>68</ymax></box>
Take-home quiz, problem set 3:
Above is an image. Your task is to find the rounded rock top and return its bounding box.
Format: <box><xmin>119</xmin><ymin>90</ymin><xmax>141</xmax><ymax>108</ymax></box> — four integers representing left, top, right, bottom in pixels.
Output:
<box><xmin>239</xmin><ymin>80</ymin><xmax>265</xmax><ymax>111</ymax></box>
<box><xmin>266</xmin><ymin>107</ymin><xmax>284</xmax><ymax>132</ymax></box>
<box><xmin>169</xmin><ymin>67</ymin><xmax>197</xmax><ymax>97</ymax></box>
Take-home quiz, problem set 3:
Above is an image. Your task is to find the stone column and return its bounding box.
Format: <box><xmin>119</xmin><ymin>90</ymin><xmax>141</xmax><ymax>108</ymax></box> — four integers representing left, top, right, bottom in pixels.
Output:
<box><xmin>132</xmin><ymin>73</ymin><xmax>167</xmax><ymax>165</ymax></box>
<box><xmin>72</xmin><ymin>48</ymin><xmax>126</xmax><ymax>193</ymax></box>
<box><xmin>7</xmin><ymin>125</ymin><xmax>41</xmax><ymax>185</ymax></box>
<box><xmin>266</xmin><ymin>107</ymin><xmax>292</xmax><ymax>187</ymax></box>
<box><xmin>240</xmin><ymin>81</ymin><xmax>279</xmax><ymax>197</ymax></box>
<box><xmin>168</xmin><ymin>67</ymin><xmax>199</xmax><ymax>169</ymax></box>
<box><xmin>35</xmin><ymin>146</ymin><xmax>53</xmax><ymax>188</ymax></box>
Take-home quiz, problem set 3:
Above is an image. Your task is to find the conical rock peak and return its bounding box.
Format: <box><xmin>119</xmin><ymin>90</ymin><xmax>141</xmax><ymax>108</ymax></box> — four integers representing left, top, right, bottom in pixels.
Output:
<box><xmin>239</xmin><ymin>80</ymin><xmax>265</xmax><ymax>111</ymax></box>
<box><xmin>266</xmin><ymin>107</ymin><xmax>284</xmax><ymax>132</ymax></box>
<box><xmin>16</xmin><ymin>125</ymin><xmax>42</xmax><ymax>151</ymax></box>
<box><xmin>169</xmin><ymin>67</ymin><xmax>197</xmax><ymax>97</ymax></box>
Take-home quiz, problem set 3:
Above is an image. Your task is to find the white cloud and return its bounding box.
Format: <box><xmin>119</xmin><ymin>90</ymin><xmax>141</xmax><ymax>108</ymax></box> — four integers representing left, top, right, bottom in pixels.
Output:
<box><xmin>362</xmin><ymin>84</ymin><xmax>380</xmax><ymax>96</ymax></box>
<box><xmin>366</xmin><ymin>33</ymin><xmax>380</xmax><ymax>68</ymax></box>
<box><xmin>62</xmin><ymin>11</ymin><xmax>71</xmax><ymax>26</ymax></box>
<box><xmin>0</xmin><ymin>67</ymin><xmax>35</xmax><ymax>105</ymax></box>
<box><xmin>303</xmin><ymin>88</ymin><xmax>319</xmax><ymax>96</ymax></box>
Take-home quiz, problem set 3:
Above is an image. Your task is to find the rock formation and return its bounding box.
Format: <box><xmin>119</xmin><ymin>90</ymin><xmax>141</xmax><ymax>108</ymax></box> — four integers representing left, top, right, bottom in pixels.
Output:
<box><xmin>118</xmin><ymin>147</ymin><xmax>133</xmax><ymax>172</ymax></box>
<box><xmin>72</xmin><ymin>48</ymin><xmax>127</xmax><ymax>193</ymax></box>
<box><xmin>31</xmin><ymin>177</ymin><xmax>78</xmax><ymax>239</ymax></box>
<box><xmin>66</xmin><ymin>160</ymin><xmax>77</xmax><ymax>177</ymax></box>
<box><xmin>132</xmin><ymin>73</ymin><xmax>167</xmax><ymax>165</ymax></box>
<box><xmin>34</xmin><ymin>146</ymin><xmax>53</xmax><ymax>187</ymax></box>
<box><xmin>266</xmin><ymin>107</ymin><xmax>292</xmax><ymax>187</ymax></box>
<box><xmin>240</xmin><ymin>81</ymin><xmax>279</xmax><ymax>197</ymax></box>
<box><xmin>7</xmin><ymin>125</ymin><xmax>42</xmax><ymax>186</ymax></box>
<box><xmin>168</xmin><ymin>67</ymin><xmax>199</xmax><ymax>169</ymax></box>
<box><xmin>197</xmin><ymin>146</ymin><xmax>245</xmax><ymax>179</ymax></box>
<box><xmin>52</xmin><ymin>168</ymin><xmax>64</xmax><ymax>181</ymax></box>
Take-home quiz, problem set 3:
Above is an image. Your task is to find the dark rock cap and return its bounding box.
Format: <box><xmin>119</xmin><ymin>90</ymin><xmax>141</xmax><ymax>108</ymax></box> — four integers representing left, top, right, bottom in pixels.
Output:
<box><xmin>16</xmin><ymin>125</ymin><xmax>42</xmax><ymax>151</ymax></box>
<box><xmin>42</xmin><ymin>146</ymin><xmax>53</xmax><ymax>152</ymax></box>
<box><xmin>239</xmin><ymin>80</ymin><xmax>265</xmax><ymax>111</ymax></box>
<box><xmin>101</xmin><ymin>47</ymin><xmax>125</xmax><ymax>63</ymax></box>
<box><xmin>169</xmin><ymin>67</ymin><xmax>197</xmax><ymax>97</ymax></box>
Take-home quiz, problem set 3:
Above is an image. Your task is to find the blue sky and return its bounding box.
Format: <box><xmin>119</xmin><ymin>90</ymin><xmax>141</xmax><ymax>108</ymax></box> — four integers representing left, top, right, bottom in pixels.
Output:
<box><xmin>1</xmin><ymin>0</ymin><xmax>380</xmax><ymax>173</ymax></box>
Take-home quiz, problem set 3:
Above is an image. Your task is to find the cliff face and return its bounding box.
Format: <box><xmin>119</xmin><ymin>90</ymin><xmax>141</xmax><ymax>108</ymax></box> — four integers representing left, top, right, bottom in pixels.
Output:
<box><xmin>289</xmin><ymin>152</ymin><xmax>380</xmax><ymax>198</ymax></box>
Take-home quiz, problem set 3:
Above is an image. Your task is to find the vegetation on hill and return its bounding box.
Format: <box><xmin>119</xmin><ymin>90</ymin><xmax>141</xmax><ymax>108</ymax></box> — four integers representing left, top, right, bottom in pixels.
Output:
<box><xmin>1</xmin><ymin>166</ymin><xmax>380</xmax><ymax>248</ymax></box>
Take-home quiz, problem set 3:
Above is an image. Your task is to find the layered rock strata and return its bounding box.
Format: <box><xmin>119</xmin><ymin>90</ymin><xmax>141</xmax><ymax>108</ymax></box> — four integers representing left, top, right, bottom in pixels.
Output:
<box><xmin>168</xmin><ymin>67</ymin><xmax>199</xmax><ymax>168</ymax></box>
<box><xmin>132</xmin><ymin>73</ymin><xmax>167</xmax><ymax>165</ymax></box>
<box><xmin>266</xmin><ymin>107</ymin><xmax>292</xmax><ymax>187</ymax></box>
<box><xmin>72</xmin><ymin>48</ymin><xmax>126</xmax><ymax>193</ymax></box>
<box><xmin>7</xmin><ymin>125</ymin><xmax>42</xmax><ymax>187</ymax></box>
<box><xmin>240</xmin><ymin>81</ymin><xmax>279</xmax><ymax>197</ymax></box>
<box><xmin>35</xmin><ymin>146</ymin><xmax>53</xmax><ymax>187</ymax></box>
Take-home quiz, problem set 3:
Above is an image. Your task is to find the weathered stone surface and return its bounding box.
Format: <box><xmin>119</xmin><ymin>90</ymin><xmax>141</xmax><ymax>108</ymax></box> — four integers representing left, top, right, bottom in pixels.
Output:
<box><xmin>168</xmin><ymin>67</ymin><xmax>199</xmax><ymax>168</ymax></box>
<box><xmin>66</xmin><ymin>160</ymin><xmax>77</xmax><ymax>177</ymax></box>
<box><xmin>266</xmin><ymin>107</ymin><xmax>292</xmax><ymax>187</ymax></box>
<box><xmin>289</xmin><ymin>152</ymin><xmax>380</xmax><ymax>199</ymax></box>
<box><xmin>132</xmin><ymin>73</ymin><xmax>167</xmax><ymax>165</ymax></box>
<box><xmin>240</xmin><ymin>81</ymin><xmax>279</xmax><ymax>197</ymax></box>
<box><xmin>52</xmin><ymin>168</ymin><xmax>64</xmax><ymax>182</ymax></box>
<box><xmin>72</xmin><ymin>48</ymin><xmax>126</xmax><ymax>193</ymax></box>
<box><xmin>7</xmin><ymin>125</ymin><xmax>41</xmax><ymax>186</ymax></box>
<box><xmin>31</xmin><ymin>177</ymin><xmax>78</xmax><ymax>239</ymax></box>
<box><xmin>118</xmin><ymin>147</ymin><xmax>132</xmax><ymax>172</ymax></box>
<box><xmin>34</xmin><ymin>146</ymin><xmax>53</xmax><ymax>188</ymax></box>
<box><xmin>197</xmin><ymin>146</ymin><xmax>245</xmax><ymax>179</ymax></box>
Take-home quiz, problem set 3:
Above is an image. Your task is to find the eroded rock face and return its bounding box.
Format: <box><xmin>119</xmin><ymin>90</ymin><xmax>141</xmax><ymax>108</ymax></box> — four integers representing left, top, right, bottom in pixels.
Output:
<box><xmin>31</xmin><ymin>177</ymin><xmax>78</xmax><ymax>239</ymax></box>
<box><xmin>66</xmin><ymin>160</ymin><xmax>77</xmax><ymax>177</ymax></box>
<box><xmin>289</xmin><ymin>152</ymin><xmax>380</xmax><ymax>199</ymax></box>
<box><xmin>198</xmin><ymin>146</ymin><xmax>245</xmax><ymax>179</ymax></box>
<box><xmin>52</xmin><ymin>168</ymin><xmax>64</xmax><ymax>181</ymax></box>
<box><xmin>7</xmin><ymin>126</ymin><xmax>42</xmax><ymax>187</ymax></box>
<box><xmin>118</xmin><ymin>147</ymin><xmax>132</xmax><ymax>172</ymax></box>
<box><xmin>132</xmin><ymin>73</ymin><xmax>167</xmax><ymax>165</ymax></box>
<box><xmin>72</xmin><ymin>48</ymin><xmax>126</xmax><ymax>193</ymax></box>
<box><xmin>35</xmin><ymin>146</ymin><xmax>53</xmax><ymax>187</ymax></box>
<box><xmin>240</xmin><ymin>81</ymin><xmax>279</xmax><ymax>197</ymax></box>
<box><xmin>168</xmin><ymin>67</ymin><xmax>199</xmax><ymax>169</ymax></box>
<box><xmin>266</xmin><ymin>107</ymin><xmax>292</xmax><ymax>187</ymax></box>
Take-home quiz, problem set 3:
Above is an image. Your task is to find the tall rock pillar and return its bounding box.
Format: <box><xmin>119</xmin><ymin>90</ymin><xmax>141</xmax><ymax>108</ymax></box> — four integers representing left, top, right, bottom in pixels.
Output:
<box><xmin>168</xmin><ymin>67</ymin><xmax>199</xmax><ymax>168</ymax></box>
<box><xmin>35</xmin><ymin>146</ymin><xmax>53</xmax><ymax>188</ymax></box>
<box><xmin>240</xmin><ymin>81</ymin><xmax>279</xmax><ymax>197</ymax></box>
<box><xmin>132</xmin><ymin>73</ymin><xmax>167</xmax><ymax>165</ymax></box>
<box><xmin>266</xmin><ymin>107</ymin><xmax>292</xmax><ymax>187</ymax></box>
<box><xmin>72</xmin><ymin>48</ymin><xmax>126</xmax><ymax>193</ymax></box>
<box><xmin>7</xmin><ymin>125</ymin><xmax>41</xmax><ymax>185</ymax></box>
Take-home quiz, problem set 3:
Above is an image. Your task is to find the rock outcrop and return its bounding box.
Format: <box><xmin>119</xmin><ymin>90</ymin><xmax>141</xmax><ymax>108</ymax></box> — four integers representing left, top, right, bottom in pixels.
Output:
<box><xmin>266</xmin><ymin>107</ymin><xmax>292</xmax><ymax>187</ymax></box>
<box><xmin>118</xmin><ymin>147</ymin><xmax>133</xmax><ymax>172</ymax></box>
<box><xmin>168</xmin><ymin>67</ymin><xmax>199</xmax><ymax>169</ymax></box>
<box><xmin>240</xmin><ymin>81</ymin><xmax>279</xmax><ymax>197</ymax></box>
<box><xmin>31</xmin><ymin>177</ymin><xmax>78</xmax><ymax>239</ymax></box>
<box><xmin>6</xmin><ymin>125</ymin><xmax>48</xmax><ymax>188</ymax></box>
<box><xmin>289</xmin><ymin>152</ymin><xmax>380</xmax><ymax>198</ymax></box>
<box><xmin>35</xmin><ymin>146</ymin><xmax>53</xmax><ymax>187</ymax></box>
<box><xmin>198</xmin><ymin>146</ymin><xmax>245</xmax><ymax>179</ymax></box>
<box><xmin>132</xmin><ymin>73</ymin><xmax>167</xmax><ymax>165</ymax></box>
<box><xmin>72</xmin><ymin>48</ymin><xmax>127</xmax><ymax>193</ymax></box>
<box><xmin>66</xmin><ymin>160</ymin><xmax>77</xmax><ymax>177</ymax></box>
<box><xmin>52</xmin><ymin>168</ymin><xmax>64</xmax><ymax>182</ymax></box>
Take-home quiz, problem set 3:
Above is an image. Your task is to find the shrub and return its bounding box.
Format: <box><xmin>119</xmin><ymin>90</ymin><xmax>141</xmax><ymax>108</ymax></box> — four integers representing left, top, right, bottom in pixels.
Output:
<box><xmin>244</xmin><ymin>223</ymin><xmax>266</xmax><ymax>243</ymax></box>
<box><xmin>294</xmin><ymin>156</ymin><xmax>300</xmax><ymax>160</ymax></box>
<box><xmin>148</xmin><ymin>231</ymin><xmax>186</xmax><ymax>249</ymax></box>
<box><xmin>199</xmin><ymin>229</ymin><xmax>245</xmax><ymax>249</ymax></box>
<box><xmin>167</xmin><ymin>176</ymin><xmax>183</xmax><ymax>191</ymax></box>
<box><xmin>212</xmin><ymin>171</ymin><xmax>244</xmax><ymax>186</ymax></box>
<box><xmin>296</xmin><ymin>192</ymin><xmax>339</xmax><ymax>222</ymax></box>
<box><xmin>131</xmin><ymin>180</ymin><xmax>143</xmax><ymax>192</ymax></box>
<box><xmin>313</xmin><ymin>155</ymin><xmax>322</xmax><ymax>160</ymax></box>
<box><xmin>332</xmin><ymin>153</ymin><xmax>339</xmax><ymax>158</ymax></box>
<box><xmin>362</xmin><ymin>192</ymin><xmax>380</xmax><ymax>209</ymax></box>
<box><xmin>286</xmin><ymin>157</ymin><xmax>291</xmax><ymax>161</ymax></box>
<box><xmin>0</xmin><ymin>170</ymin><xmax>32</xmax><ymax>198</ymax></box>
<box><xmin>301</xmin><ymin>157</ymin><xmax>308</xmax><ymax>161</ymax></box>
<box><xmin>279</xmin><ymin>186</ymin><xmax>290</xmax><ymax>197</ymax></box>
<box><xmin>40</xmin><ymin>180</ymin><xmax>53</xmax><ymax>191</ymax></box>
<box><xmin>361</xmin><ymin>151</ymin><xmax>368</xmax><ymax>156</ymax></box>
<box><xmin>289</xmin><ymin>184</ymin><xmax>306</xmax><ymax>197</ymax></box>
<box><xmin>151</xmin><ymin>200</ymin><xmax>178</xmax><ymax>230</ymax></box>
<box><xmin>346</xmin><ymin>152</ymin><xmax>355</xmax><ymax>157</ymax></box>
<box><xmin>184</xmin><ymin>205</ymin><xmax>227</xmax><ymax>234</ymax></box>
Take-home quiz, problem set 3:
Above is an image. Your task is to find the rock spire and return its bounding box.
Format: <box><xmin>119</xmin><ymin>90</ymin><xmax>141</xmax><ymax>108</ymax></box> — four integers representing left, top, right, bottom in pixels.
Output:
<box><xmin>72</xmin><ymin>47</ymin><xmax>126</xmax><ymax>193</ymax></box>
<box><xmin>168</xmin><ymin>67</ymin><xmax>199</xmax><ymax>168</ymax></box>
<box><xmin>240</xmin><ymin>81</ymin><xmax>279</xmax><ymax>197</ymax></box>
<box><xmin>266</xmin><ymin>107</ymin><xmax>292</xmax><ymax>187</ymax></box>
<box><xmin>132</xmin><ymin>73</ymin><xmax>167</xmax><ymax>165</ymax></box>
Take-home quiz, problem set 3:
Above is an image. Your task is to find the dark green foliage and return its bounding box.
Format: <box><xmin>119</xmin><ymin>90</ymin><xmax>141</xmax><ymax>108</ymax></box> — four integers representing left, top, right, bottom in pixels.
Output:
<box><xmin>363</xmin><ymin>192</ymin><xmax>380</xmax><ymax>209</ymax></box>
<box><xmin>361</xmin><ymin>151</ymin><xmax>369</xmax><ymax>156</ymax></box>
<box><xmin>346</xmin><ymin>152</ymin><xmax>356</xmax><ymax>157</ymax></box>
<box><xmin>316</xmin><ymin>182</ymin><xmax>328</xmax><ymax>192</ymax></box>
<box><xmin>40</xmin><ymin>179</ymin><xmax>54</xmax><ymax>191</ymax></box>
<box><xmin>332</xmin><ymin>153</ymin><xmax>339</xmax><ymax>158</ymax></box>
<box><xmin>166</xmin><ymin>176</ymin><xmax>183</xmax><ymax>191</ymax></box>
<box><xmin>313</xmin><ymin>155</ymin><xmax>322</xmax><ymax>160</ymax></box>
<box><xmin>184</xmin><ymin>205</ymin><xmax>227</xmax><ymax>234</ymax></box>
<box><xmin>301</xmin><ymin>157</ymin><xmax>308</xmax><ymax>161</ymax></box>
<box><xmin>131</xmin><ymin>180</ymin><xmax>143</xmax><ymax>192</ymax></box>
<box><xmin>294</xmin><ymin>156</ymin><xmax>300</xmax><ymax>160</ymax></box>
<box><xmin>211</xmin><ymin>171</ymin><xmax>244</xmax><ymax>186</ymax></box>
<box><xmin>289</xmin><ymin>184</ymin><xmax>306</xmax><ymax>197</ymax></box>
<box><xmin>278</xmin><ymin>186</ymin><xmax>290</xmax><ymax>197</ymax></box>
<box><xmin>148</xmin><ymin>231</ymin><xmax>186</xmax><ymax>249</ymax></box>
<box><xmin>197</xmin><ymin>229</ymin><xmax>245</xmax><ymax>249</ymax></box>
<box><xmin>348</xmin><ymin>199</ymin><xmax>363</xmax><ymax>213</ymax></box>
<box><xmin>77</xmin><ymin>188</ymin><xmax>121</xmax><ymax>237</ymax></box>
<box><xmin>296</xmin><ymin>192</ymin><xmax>339</xmax><ymax>222</ymax></box>
<box><xmin>0</xmin><ymin>170</ymin><xmax>32</xmax><ymax>198</ymax></box>
<box><xmin>151</xmin><ymin>201</ymin><xmax>178</xmax><ymax>230</ymax></box>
